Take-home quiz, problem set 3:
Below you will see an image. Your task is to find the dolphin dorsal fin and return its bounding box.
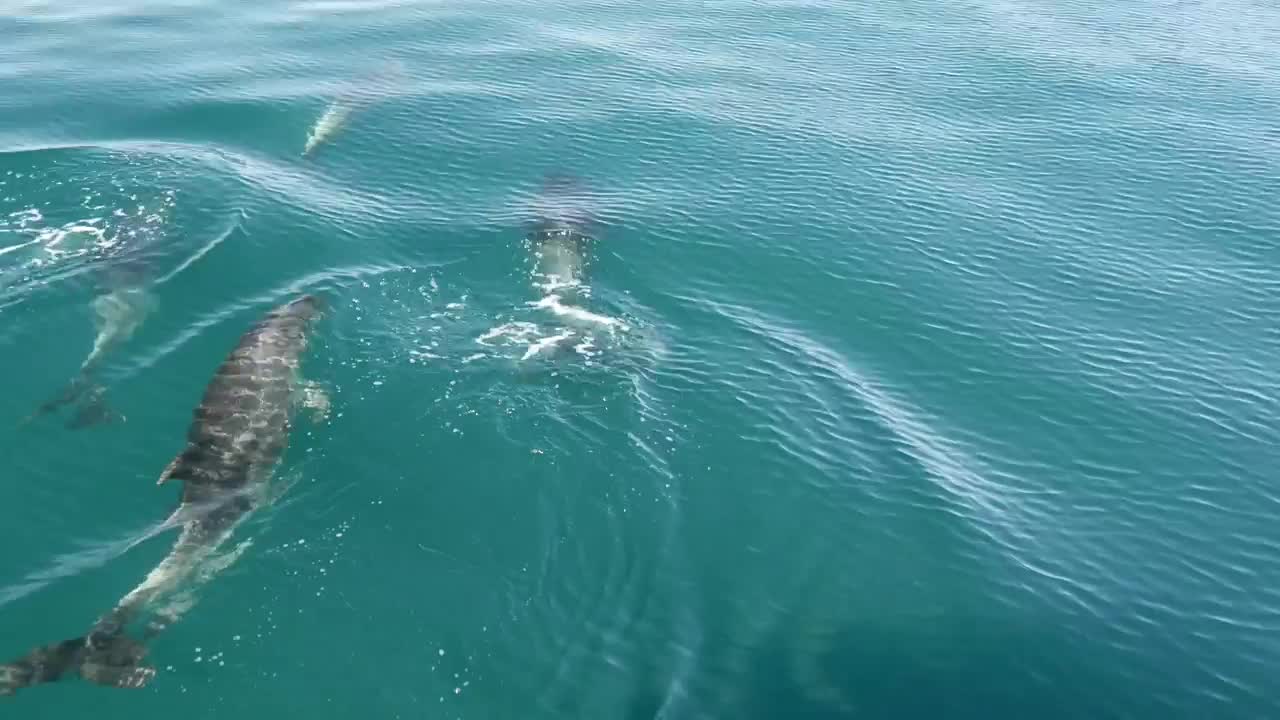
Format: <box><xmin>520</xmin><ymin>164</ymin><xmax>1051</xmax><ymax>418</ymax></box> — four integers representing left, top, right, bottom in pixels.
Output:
<box><xmin>156</xmin><ymin>446</ymin><xmax>200</xmax><ymax>486</ymax></box>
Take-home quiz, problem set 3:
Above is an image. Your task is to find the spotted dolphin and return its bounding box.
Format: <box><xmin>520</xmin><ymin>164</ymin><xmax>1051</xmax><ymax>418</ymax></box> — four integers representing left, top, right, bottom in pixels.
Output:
<box><xmin>0</xmin><ymin>294</ymin><xmax>326</xmax><ymax>696</ymax></box>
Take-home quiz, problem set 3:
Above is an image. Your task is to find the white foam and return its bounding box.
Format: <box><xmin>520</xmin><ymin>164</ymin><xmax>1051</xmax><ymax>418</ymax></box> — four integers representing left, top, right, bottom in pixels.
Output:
<box><xmin>41</xmin><ymin>221</ymin><xmax>105</xmax><ymax>249</ymax></box>
<box><xmin>531</xmin><ymin>294</ymin><xmax>627</xmax><ymax>330</ymax></box>
<box><xmin>572</xmin><ymin>336</ymin><xmax>599</xmax><ymax>358</ymax></box>
<box><xmin>477</xmin><ymin>321</ymin><xmax>539</xmax><ymax>346</ymax></box>
<box><xmin>521</xmin><ymin>329</ymin><xmax>575</xmax><ymax>360</ymax></box>
<box><xmin>0</xmin><ymin>238</ymin><xmax>39</xmax><ymax>257</ymax></box>
<box><xmin>156</xmin><ymin>210</ymin><xmax>241</xmax><ymax>285</ymax></box>
<box><xmin>7</xmin><ymin>208</ymin><xmax>42</xmax><ymax>226</ymax></box>
<box><xmin>534</xmin><ymin>273</ymin><xmax>580</xmax><ymax>295</ymax></box>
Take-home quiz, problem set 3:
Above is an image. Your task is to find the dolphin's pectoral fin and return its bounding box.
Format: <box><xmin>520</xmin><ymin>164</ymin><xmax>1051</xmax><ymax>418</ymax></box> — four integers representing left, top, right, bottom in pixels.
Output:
<box><xmin>295</xmin><ymin>380</ymin><xmax>331</xmax><ymax>424</ymax></box>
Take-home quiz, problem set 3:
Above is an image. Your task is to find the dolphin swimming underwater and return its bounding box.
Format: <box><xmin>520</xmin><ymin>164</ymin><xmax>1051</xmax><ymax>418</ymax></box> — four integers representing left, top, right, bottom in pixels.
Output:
<box><xmin>21</xmin><ymin>207</ymin><xmax>166</xmax><ymax>429</ymax></box>
<box><xmin>526</xmin><ymin>173</ymin><xmax>600</xmax><ymax>299</ymax></box>
<box><xmin>527</xmin><ymin>174</ymin><xmax>630</xmax><ymax>326</ymax></box>
<box><xmin>302</xmin><ymin>59</ymin><xmax>407</xmax><ymax>158</ymax></box>
<box><xmin>0</xmin><ymin>294</ymin><xmax>326</xmax><ymax>696</ymax></box>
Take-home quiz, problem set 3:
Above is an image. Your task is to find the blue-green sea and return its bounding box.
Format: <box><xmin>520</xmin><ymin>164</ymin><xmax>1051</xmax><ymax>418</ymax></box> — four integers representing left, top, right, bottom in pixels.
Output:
<box><xmin>2</xmin><ymin>0</ymin><xmax>1279</xmax><ymax>717</ymax></box>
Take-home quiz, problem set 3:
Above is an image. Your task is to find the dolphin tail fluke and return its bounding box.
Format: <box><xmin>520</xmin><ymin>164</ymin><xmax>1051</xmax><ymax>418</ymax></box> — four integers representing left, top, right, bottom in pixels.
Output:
<box><xmin>0</xmin><ymin>638</ymin><xmax>84</xmax><ymax>696</ymax></box>
<box><xmin>67</xmin><ymin>386</ymin><xmax>126</xmax><ymax>429</ymax></box>
<box><xmin>79</xmin><ymin>625</ymin><xmax>155</xmax><ymax>690</ymax></box>
<box><xmin>79</xmin><ymin>643</ymin><xmax>156</xmax><ymax>690</ymax></box>
<box><xmin>19</xmin><ymin>374</ymin><xmax>92</xmax><ymax>428</ymax></box>
<box><xmin>21</xmin><ymin>378</ymin><xmax>122</xmax><ymax>430</ymax></box>
<box><xmin>21</xmin><ymin>384</ymin><xmax>122</xmax><ymax>427</ymax></box>
<box><xmin>0</xmin><ymin>630</ymin><xmax>155</xmax><ymax>691</ymax></box>
<box><xmin>0</xmin><ymin>633</ymin><xmax>154</xmax><ymax>697</ymax></box>
<box><xmin>1</xmin><ymin>599</ymin><xmax>158</xmax><ymax>697</ymax></box>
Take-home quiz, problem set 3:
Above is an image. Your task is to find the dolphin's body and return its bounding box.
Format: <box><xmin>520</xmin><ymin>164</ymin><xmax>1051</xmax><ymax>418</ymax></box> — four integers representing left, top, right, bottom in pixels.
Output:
<box><xmin>512</xmin><ymin>173</ymin><xmax>634</xmax><ymax>360</ymax></box>
<box><xmin>302</xmin><ymin>59</ymin><xmax>406</xmax><ymax>158</ymax></box>
<box><xmin>0</xmin><ymin>294</ymin><xmax>325</xmax><ymax>696</ymax></box>
<box><xmin>529</xmin><ymin>222</ymin><xmax>592</xmax><ymax>298</ymax></box>
<box><xmin>302</xmin><ymin>101</ymin><xmax>356</xmax><ymax>158</ymax></box>
<box><xmin>22</xmin><ymin>209</ymin><xmax>165</xmax><ymax>429</ymax></box>
<box><xmin>526</xmin><ymin>174</ymin><xmax>598</xmax><ymax>300</ymax></box>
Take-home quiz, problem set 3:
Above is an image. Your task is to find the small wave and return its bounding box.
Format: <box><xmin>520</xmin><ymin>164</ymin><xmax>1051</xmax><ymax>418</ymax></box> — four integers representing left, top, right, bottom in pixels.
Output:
<box><xmin>0</xmin><ymin>515</ymin><xmax>181</xmax><ymax>610</ymax></box>
<box><xmin>0</xmin><ymin>150</ymin><xmax>194</xmax><ymax>311</ymax></box>
<box><xmin>124</xmin><ymin>262</ymin><xmax>412</xmax><ymax>380</ymax></box>
<box><xmin>154</xmin><ymin>208</ymin><xmax>245</xmax><ymax>285</ymax></box>
<box><xmin>0</xmin><ymin>238</ymin><xmax>39</xmax><ymax>257</ymax></box>
<box><xmin>702</xmin><ymin>298</ymin><xmax>1043</xmax><ymax>536</ymax></box>
<box><xmin>4</xmin><ymin>139</ymin><xmax>399</xmax><ymax>228</ymax></box>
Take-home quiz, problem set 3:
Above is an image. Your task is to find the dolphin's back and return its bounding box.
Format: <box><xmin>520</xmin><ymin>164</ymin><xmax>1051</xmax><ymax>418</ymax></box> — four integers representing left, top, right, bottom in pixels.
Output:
<box><xmin>160</xmin><ymin>295</ymin><xmax>320</xmax><ymax>500</ymax></box>
<box><xmin>0</xmin><ymin>294</ymin><xmax>322</xmax><ymax>698</ymax></box>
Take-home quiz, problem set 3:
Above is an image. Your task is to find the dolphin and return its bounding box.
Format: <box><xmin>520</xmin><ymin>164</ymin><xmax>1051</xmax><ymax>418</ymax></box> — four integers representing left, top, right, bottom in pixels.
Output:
<box><xmin>0</xmin><ymin>294</ymin><xmax>326</xmax><ymax>697</ymax></box>
<box><xmin>302</xmin><ymin>59</ymin><xmax>407</xmax><ymax>158</ymax></box>
<box><xmin>526</xmin><ymin>173</ymin><xmax>599</xmax><ymax>300</ymax></box>
<box><xmin>512</xmin><ymin>174</ymin><xmax>627</xmax><ymax>359</ymax></box>
<box><xmin>302</xmin><ymin>101</ymin><xmax>356</xmax><ymax>158</ymax></box>
<box><xmin>21</xmin><ymin>207</ymin><xmax>166</xmax><ymax>429</ymax></box>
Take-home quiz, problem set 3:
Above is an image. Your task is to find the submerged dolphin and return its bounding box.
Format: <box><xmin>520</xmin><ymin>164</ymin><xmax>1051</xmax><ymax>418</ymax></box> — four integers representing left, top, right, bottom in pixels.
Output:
<box><xmin>302</xmin><ymin>59</ymin><xmax>407</xmax><ymax>158</ymax></box>
<box><xmin>511</xmin><ymin>174</ymin><xmax>628</xmax><ymax>359</ymax></box>
<box><xmin>22</xmin><ymin>208</ymin><xmax>165</xmax><ymax>429</ymax></box>
<box><xmin>526</xmin><ymin>173</ymin><xmax>599</xmax><ymax>299</ymax></box>
<box><xmin>0</xmin><ymin>294</ymin><xmax>326</xmax><ymax>696</ymax></box>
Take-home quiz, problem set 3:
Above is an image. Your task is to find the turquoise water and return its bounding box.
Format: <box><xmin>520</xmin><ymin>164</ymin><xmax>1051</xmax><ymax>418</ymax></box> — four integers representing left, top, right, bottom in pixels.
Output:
<box><xmin>2</xmin><ymin>0</ymin><xmax>1279</xmax><ymax>716</ymax></box>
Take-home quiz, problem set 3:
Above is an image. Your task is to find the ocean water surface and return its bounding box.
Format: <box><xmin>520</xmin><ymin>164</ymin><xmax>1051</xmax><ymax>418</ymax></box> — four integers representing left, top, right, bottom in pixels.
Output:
<box><xmin>1</xmin><ymin>0</ymin><xmax>1278</xmax><ymax>717</ymax></box>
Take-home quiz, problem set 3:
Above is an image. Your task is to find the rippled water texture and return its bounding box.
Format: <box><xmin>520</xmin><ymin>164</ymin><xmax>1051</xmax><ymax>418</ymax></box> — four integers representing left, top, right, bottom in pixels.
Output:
<box><xmin>1</xmin><ymin>0</ymin><xmax>1279</xmax><ymax>717</ymax></box>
